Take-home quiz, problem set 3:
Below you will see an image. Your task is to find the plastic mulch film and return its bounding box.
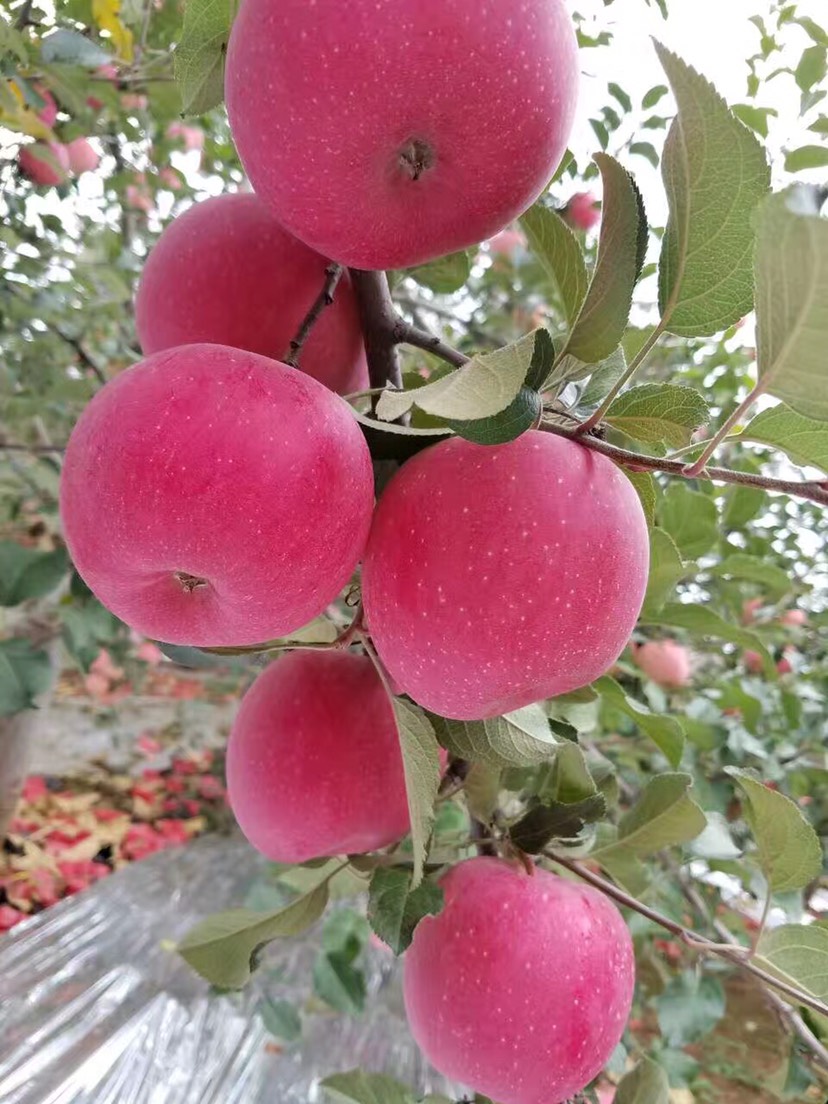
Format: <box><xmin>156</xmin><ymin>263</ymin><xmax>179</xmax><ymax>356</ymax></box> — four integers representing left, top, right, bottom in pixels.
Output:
<box><xmin>0</xmin><ymin>835</ymin><xmax>455</xmax><ymax>1103</ymax></box>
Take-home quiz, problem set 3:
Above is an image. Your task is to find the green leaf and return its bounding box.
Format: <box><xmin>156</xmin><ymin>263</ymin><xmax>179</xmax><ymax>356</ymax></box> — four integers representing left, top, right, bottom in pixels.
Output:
<box><xmin>367</xmin><ymin>867</ymin><xmax>444</xmax><ymax>955</ymax></box>
<box><xmin>564</xmin><ymin>153</ymin><xmax>648</xmax><ymax>363</ymax></box>
<box><xmin>321</xmin><ymin>1071</ymin><xmax>441</xmax><ymax>1104</ymax></box>
<box><xmin>785</xmin><ymin>144</ymin><xmax>828</xmax><ymax>173</ymax></box>
<box><xmin>615</xmin><ymin>1057</ymin><xmax>670</xmax><ymax>1104</ymax></box>
<box><xmin>547</xmin><ymin>743</ymin><xmax>600</xmax><ymax>804</ymax></box>
<box><xmin>519</xmin><ymin>203</ymin><xmax>589</xmax><ymax>325</ymax></box>
<box><xmin>642</xmin><ymin>528</ymin><xmax>688</xmax><ymax>616</ymax></box>
<box><xmin>605</xmin><ymin>383</ymin><xmax>711</xmax><ymax>447</ymax></box>
<box><xmin>41</xmin><ymin>28</ymin><xmax>112</xmax><ymax>65</ymax></box>
<box><xmin>594</xmin><ymin>773</ymin><xmax>706</xmax><ymax>861</ymax></box>
<box><xmin>0</xmin><ymin>638</ymin><xmax>53</xmax><ymax>717</ymax></box>
<box><xmin>795</xmin><ymin>45</ymin><xmax>827</xmax><ymax>92</ymax></box>
<box><xmin>609</xmin><ymin>82</ymin><xmax>633</xmax><ymax>113</ymax></box>
<box><xmin>595</xmin><ymin>676</ymin><xmax>685</xmax><ymax>767</ymax></box>
<box><xmin>642</xmin><ymin>603</ymin><xmax>775</xmax><ymax>675</ymax></box>
<box><xmin>722</xmin><ymin>484</ymin><xmax>766</xmax><ymax>529</ymax></box>
<box><xmin>660</xmin><ymin>483</ymin><xmax>719</xmax><ymax>558</ymax></box>
<box><xmin>643</xmin><ymin>84</ymin><xmax>670</xmax><ymax>109</ymax></box>
<box><xmin>260</xmin><ymin>998</ymin><xmax>302</xmax><ymax>1042</ymax></box>
<box><xmin>429</xmin><ymin>705</ymin><xmax>558</xmax><ymax>769</ymax></box>
<box><xmin>742</xmin><ymin>404</ymin><xmax>828</xmax><ymax>472</ymax></box>
<box><xmin>174</xmin><ymin>0</ymin><xmax>239</xmax><ymax>115</ymax></box>
<box><xmin>754</xmin><ymin>189</ymin><xmax>828</xmax><ymax>421</ymax></box>
<box><xmin>732</xmin><ymin>104</ymin><xmax>778</xmax><ymax>138</ymax></box>
<box><xmin>622</xmin><ymin>470</ymin><xmax>656</xmax><ymax>527</ymax></box>
<box><xmin>446</xmin><ymin>330</ymin><xmax>553</xmax><ymax>446</ymax></box>
<box><xmin>579</xmin><ymin>347</ymin><xmax>630</xmax><ymax>408</ymax></box>
<box><xmin>710</xmin><ymin>553</ymin><xmax>793</xmax><ymax>599</ymax></box>
<box><xmin>725</xmin><ymin>769</ymin><xmax>823</xmax><ymax>892</ymax></box>
<box><xmin>658</xmin><ymin>973</ymin><xmax>726</xmax><ymax>1045</ymax></box>
<box><xmin>313</xmin><ymin>951</ymin><xmax>366</xmax><ymax>1015</ymax></box>
<box><xmin>510</xmin><ymin>794</ymin><xmax>607</xmax><ymax>852</ymax></box>
<box><xmin>655</xmin><ymin>43</ymin><xmax>771</xmax><ymax>336</ymax></box>
<box><xmin>0</xmin><ymin>542</ymin><xmax>68</xmax><ymax>606</ymax></box>
<box><xmin>464</xmin><ymin>761</ymin><xmax>502</xmax><ymax>823</ymax></box>
<box><xmin>377</xmin><ymin>331</ymin><xmax>537</xmax><ymax>424</ymax></box>
<box><xmin>755</xmin><ymin>924</ymin><xmax>828</xmax><ymax>1003</ymax></box>
<box><xmin>630</xmin><ymin>140</ymin><xmax>660</xmax><ymax>168</ymax></box>
<box><xmin>393</xmin><ymin>699</ymin><xmax>442</xmax><ymax>888</ymax></box>
<box><xmin>177</xmin><ymin>878</ymin><xmax>330</xmax><ymax>989</ymax></box>
<box><xmin>408</xmin><ymin>250</ymin><xmax>472</xmax><ymax>295</ymax></box>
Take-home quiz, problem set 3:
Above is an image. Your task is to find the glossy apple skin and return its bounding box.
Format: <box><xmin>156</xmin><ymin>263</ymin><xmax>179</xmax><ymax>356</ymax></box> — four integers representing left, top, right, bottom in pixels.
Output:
<box><xmin>19</xmin><ymin>142</ymin><xmax>69</xmax><ymax>186</ymax></box>
<box><xmin>362</xmin><ymin>432</ymin><xmax>649</xmax><ymax>720</ymax></box>
<box><xmin>135</xmin><ymin>193</ymin><xmax>367</xmax><ymax>395</ymax></box>
<box><xmin>65</xmin><ymin>137</ymin><xmax>100</xmax><ymax>175</ymax></box>
<box><xmin>403</xmin><ymin>858</ymin><xmax>635</xmax><ymax>1104</ymax></box>
<box><xmin>228</xmin><ymin>650</ymin><xmax>417</xmax><ymax>861</ymax></box>
<box><xmin>225</xmin><ymin>0</ymin><xmax>579</xmax><ymax>270</ymax></box>
<box><xmin>634</xmin><ymin>640</ymin><xmax>691</xmax><ymax>688</ymax></box>
<box><xmin>60</xmin><ymin>344</ymin><xmax>374</xmax><ymax>646</ymax></box>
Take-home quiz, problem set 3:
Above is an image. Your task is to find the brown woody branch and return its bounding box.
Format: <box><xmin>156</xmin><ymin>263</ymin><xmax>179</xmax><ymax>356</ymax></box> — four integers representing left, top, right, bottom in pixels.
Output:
<box><xmin>546</xmin><ymin>851</ymin><xmax>828</xmax><ymax>1022</ymax></box>
<box><xmin>346</xmin><ymin>281</ymin><xmax>828</xmax><ymax>507</ymax></box>
<box><xmin>284</xmin><ymin>263</ymin><xmax>344</xmax><ymax>367</ymax></box>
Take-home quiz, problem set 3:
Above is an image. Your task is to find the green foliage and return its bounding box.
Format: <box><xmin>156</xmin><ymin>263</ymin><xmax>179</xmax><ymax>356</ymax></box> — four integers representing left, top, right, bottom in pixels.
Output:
<box><xmin>655</xmin><ymin>43</ymin><xmax>771</xmax><ymax>336</ymax></box>
<box><xmin>615</xmin><ymin>1058</ymin><xmax>670</xmax><ymax>1104</ymax></box>
<box><xmin>367</xmin><ymin>867</ymin><xmax>444</xmax><ymax>955</ymax></box>
<box><xmin>174</xmin><ymin>0</ymin><xmax>239</xmax><ymax>115</ymax></box>
<box><xmin>392</xmin><ymin>698</ymin><xmax>442</xmax><ymax>888</ymax></box>
<box><xmin>0</xmin><ymin>542</ymin><xmax>67</xmax><ymax>605</ymax></box>
<box><xmin>0</xmin><ymin>637</ymin><xmax>53</xmax><ymax>716</ymax></box>
<box><xmin>429</xmin><ymin>705</ymin><xmax>558</xmax><ymax>769</ymax></box>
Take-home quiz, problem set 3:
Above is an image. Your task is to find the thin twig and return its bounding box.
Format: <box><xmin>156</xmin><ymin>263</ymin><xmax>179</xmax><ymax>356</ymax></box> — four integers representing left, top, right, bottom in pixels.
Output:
<box><xmin>538</xmin><ymin>420</ymin><xmax>828</xmax><ymax>507</ymax></box>
<box><xmin>546</xmin><ymin>851</ymin><xmax>828</xmax><ymax>1021</ymax></box>
<box><xmin>674</xmin><ymin>863</ymin><xmax>828</xmax><ymax>1076</ymax></box>
<box><xmin>55</xmin><ymin>328</ymin><xmax>107</xmax><ymax>385</ymax></box>
<box><xmin>284</xmin><ymin>263</ymin><xmax>344</xmax><ymax>367</ymax></box>
<box><xmin>684</xmin><ymin>377</ymin><xmax>770</xmax><ymax>477</ymax></box>
<box><xmin>0</xmin><ymin>441</ymin><xmax>65</xmax><ymax>454</ymax></box>
<box><xmin>578</xmin><ymin>322</ymin><xmax>666</xmax><ymax>434</ymax></box>
<box><xmin>343</xmin><ymin>275</ymin><xmax>828</xmax><ymax>507</ymax></box>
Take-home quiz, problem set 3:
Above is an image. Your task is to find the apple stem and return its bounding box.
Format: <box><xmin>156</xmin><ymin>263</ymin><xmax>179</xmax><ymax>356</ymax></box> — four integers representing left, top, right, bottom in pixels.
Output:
<box><xmin>284</xmin><ymin>262</ymin><xmax>344</xmax><ymax>368</ymax></box>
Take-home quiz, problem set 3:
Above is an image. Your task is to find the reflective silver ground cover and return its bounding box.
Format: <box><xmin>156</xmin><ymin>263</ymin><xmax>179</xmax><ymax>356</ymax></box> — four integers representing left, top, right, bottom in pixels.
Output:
<box><xmin>0</xmin><ymin>836</ymin><xmax>455</xmax><ymax>1103</ymax></box>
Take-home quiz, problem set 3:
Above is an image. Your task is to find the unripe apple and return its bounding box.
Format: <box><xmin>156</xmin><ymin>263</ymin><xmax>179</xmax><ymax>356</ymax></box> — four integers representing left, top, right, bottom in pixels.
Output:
<box><xmin>60</xmin><ymin>344</ymin><xmax>374</xmax><ymax>646</ymax></box>
<box><xmin>633</xmin><ymin>640</ymin><xmax>691</xmax><ymax>688</ymax></box>
<box><xmin>135</xmin><ymin>193</ymin><xmax>368</xmax><ymax>395</ymax></box>
<box><xmin>226</xmin><ymin>0</ymin><xmax>579</xmax><ymax>270</ymax></box>
<box><xmin>228</xmin><ymin>650</ymin><xmax>416</xmax><ymax>861</ymax></box>
<box><xmin>743</xmin><ymin>650</ymin><xmax>763</xmax><ymax>675</ymax></box>
<box><xmin>403</xmin><ymin>858</ymin><xmax>634</xmax><ymax>1104</ymax></box>
<box><xmin>563</xmin><ymin>191</ymin><xmax>601</xmax><ymax>232</ymax></box>
<box><xmin>65</xmin><ymin>137</ymin><xmax>100</xmax><ymax>175</ymax></box>
<box><xmin>781</xmin><ymin>608</ymin><xmax>807</xmax><ymax>627</ymax></box>
<box><xmin>362</xmin><ymin>432</ymin><xmax>649</xmax><ymax>720</ymax></box>
<box><xmin>18</xmin><ymin>142</ymin><xmax>70</xmax><ymax>186</ymax></box>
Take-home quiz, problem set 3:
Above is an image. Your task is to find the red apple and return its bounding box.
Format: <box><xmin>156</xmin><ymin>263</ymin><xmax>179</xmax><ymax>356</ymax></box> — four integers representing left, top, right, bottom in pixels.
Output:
<box><xmin>633</xmin><ymin>640</ymin><xmax>691</xmax><ymax>688</ymax></box>
<box><xmin>18</xmin><ymin>142</ymin><xmax>69</xmax><ymax>186</ymax></box>
<box><xmin>404</xmin><ymin>858</ymin><xmax>634</xmax><ymax>1104</ymax></box>
<box><xmin>781</xmin><ymin>608</ymin><xmax>807</xmax><ymax>627</ymax></box>
<box><xmin>228</xmin><ymin>650</ymin><xmax>416</xmax><ymax>861</ymax></box>
<box><xmin>362</xmin><ymin>432</ymin><xmax>649</xmax><ymax>720</ymax></box>
<box><xmin>488</xmin><ymin>227</ymin><xmax>527</xmax><ymax>257</ymax></box>
<box><xmin>743</xmin><ymin>650</ymin><xmax>763</xmax><ymax>675</ymax></box>
<box><xmin>135</xmin><ymin>193</ymin><xmax>368</xmax><ymax>395</ymax></box>
<box><xmin>65</xmin><ymin>137</ymin><xmax>100</xmax><ymax>175</ymax></box>
<box><xmin>166</xmin><ymin>121</ymin><xmax>204</xmax><ymax>151</ymax></box>
<box><xmin>60</xmin><ymin>344</ymin><xmax>374</xmax><ymax>646</ymax></box>
<box><xmin>35</xmin><ymin>86</ymin><xmax>57</xmax><ymax>126</ymax></box>
<box><xmin>225</xmin><ymin>0</ymin><xmax>579</xmax><ymax>270</ymax></box>
<box><xmin>563</xmin><ymin>191</ymin><xmax>600</xmax><ymax>232</ymax></box>
<box><xmin>777</xmin><ymin>656</ymin><xmax>793</xmax><ymax>675</ymax></box>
